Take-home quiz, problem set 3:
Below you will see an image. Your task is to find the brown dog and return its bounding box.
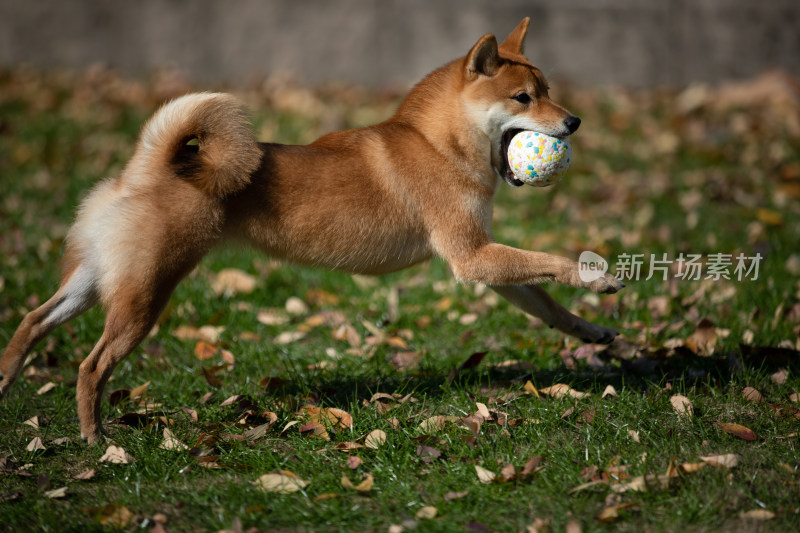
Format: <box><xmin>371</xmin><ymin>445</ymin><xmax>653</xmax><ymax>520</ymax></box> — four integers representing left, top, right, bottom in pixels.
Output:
<box><xmin>0</xmin><ymin>18</ymin><xmax>623</xmax><ymax>442</ymax></box>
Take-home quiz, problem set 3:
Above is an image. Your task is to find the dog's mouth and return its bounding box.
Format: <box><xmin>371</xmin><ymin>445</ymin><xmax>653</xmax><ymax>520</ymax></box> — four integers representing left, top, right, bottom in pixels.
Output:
<box><xmin>499</xmin><ymin>128</ymin><xmax>525</xmax><ymax>187</ymax></box>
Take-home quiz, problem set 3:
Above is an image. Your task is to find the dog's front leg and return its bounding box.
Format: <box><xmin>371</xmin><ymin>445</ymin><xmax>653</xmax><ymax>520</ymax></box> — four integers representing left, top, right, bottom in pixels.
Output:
<box><xmin>446</xmin><ymin>242</ymin><xmax>624</xmax><ymax>293</ymax></box>
<box><xmin>492</xmin><ymin>284</ymin><xmax>618</xmax><ymax>344</ymax></box>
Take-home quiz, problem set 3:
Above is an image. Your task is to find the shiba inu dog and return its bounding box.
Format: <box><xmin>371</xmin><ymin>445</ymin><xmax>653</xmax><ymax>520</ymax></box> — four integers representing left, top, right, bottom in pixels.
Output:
<box><xmin>0</xmin><ymin>18</ymin><xmax>623</xmax><ymax>443</ymax></box>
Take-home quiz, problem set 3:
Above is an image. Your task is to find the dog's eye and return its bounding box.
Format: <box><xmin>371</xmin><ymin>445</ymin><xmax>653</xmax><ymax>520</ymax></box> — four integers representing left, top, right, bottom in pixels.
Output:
<box><xmin>512</xmin><ymin>93</ymin><xmax>532</xmax><ymax>104</ymax></box>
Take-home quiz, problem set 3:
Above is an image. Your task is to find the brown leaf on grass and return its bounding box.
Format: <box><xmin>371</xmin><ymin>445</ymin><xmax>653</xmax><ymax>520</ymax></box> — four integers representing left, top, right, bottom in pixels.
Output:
<box><xmin>669</xmin><ymin>394</ymin><xmax>693</xmax><ymax>417</ymax></box>
<box><xmin>389</xmin><ymin>351</ymin><xmax>422</xmax><ymax>371</ymax></box>
<box><xmin>23</xmin><ymin>416</ymin><xmax>39</xmax><ymax>428</ymax></box>
<box><xmin>254</xmin><ymin>471</ymin><xmax>309</xmax><ymax>493</ymax></box>
<box><xmin>346</xmin><ymin>456</ymin><xmax>363</xmax><ymax>470</ymax></box>
<box><xmin>364</xmin><ymin>429</ymin><xmax>387</xmax><ymax>449</ymax></box>
<box><xmin>540</xmin><ymin>384</ymin><xmax>589</xmax><ymax>400</ymax></box>
<box><xmin>26</xmin><ymin>437</ymin><xmax>45</xmax><ymax>452</ymax></box>
<box><xmin>770</xmin><ymin>368</ymin><xmax>789</xmax><ymax>385</ymax></box>
<box><xmin>256</xmin><ymin>308</ymin><xmax>289</xmax><ymax>326</ymax></box>
<box><xmin>73</xmin><ymin>468</ymin><xmax>96</xmax><ymax>480</ymax></box>
<box><xmin>628</xmin><ymin>430</ymin><xmax>641</xmax><ymax>443</ymax></box>
<box><xmin>742</xmin><ymin>387</ymin><xmax>764</xmax><ymax>403</ymax></box>
<box><xmin>334</xmin><ymin>442</ymin><xmax>364</xmax><ymax>452</ymax></box>
<box><xmin>36</xmin><ymin>382</ymin><xmax>56</xmax><ymax>395</ymax></box>
<box><xmin>99</xmin><ymin>445</ymin><xmax>134</xmax><ymax>464</ymax></box>
<box><xmin>415</xmin><ymin>506</ymin><xmax>438</xmax><ymax>520</ymax></box>
<box><xmin>201</xmin><ymin>366</ymin><xmax>223</xmax><ymax>388</ymax></box>
<box><xmin>602</xmin><ymin>385</ymin><xmax>618</xmax><ymax>399</ymax></box>
<box><xmin>274</xmin><ymin>330</ymin><xmax>307</xmax><ymax>344</ymax></box>
<box><xmin>715</xmin><ymin>422</ymin><xmax>757</xmax><ymax>441</ymax></box>
<box><xmin>299</xmin><ymin>405</ymin><xmax>353</xmax><ymax>429</ymax></box>
<box><xmin>700</xmin><ymin>453</ymin><xmax>740</xmax><ymax>468</ymax></box>
<box><xmin>417</xmin><ymin>415</ymin><xmax>450</xmax><ymax>433</ymax></box>
<box><xmin>416</xmin><ymin>444</ymin><xmax>442</xmax><ymax>463</ymax></box>
<box><xmin>739</xmin><ymin>509</ymin><xmax>776</xmax><ymax>520</ymax></box>
<box><xmin>565</xmin><ymin>518</ymin><xmax>581</xmax><ymax>533</ymax></box>
<box><xmin>181</xmin><ymin>407</ymin><xmax>199</xmax><ymax>422</ymax></box>
<box><xmin>444</xmin><ymin>489</ymin><xmax>469</xmax><ymax>501</ymax></box>
<box><xmin>523</xmin><ymin>380</ymin><xmax>540</xmax><ymax>398</ymax></box>
<box><xmin>160</xmin><ymin>428</ymin><xmax>188</xmax><ymax>450</ymax></box>
<box><xmin>194</xmin><ymin>341</ymin><xmax>218</xmax><ymax>360</ymax></box>
<box><xmin>520</xmin><ymin>456</ymin><xmax>545</xmax><ymax>477</ymax></box>
<box><xmin>97</xmin><ymin>504</ymin><xmax>133</xmax><ymax>527</ymax></box>
<box><xmin>789</xmin><ymin>392</ymin><xmax>800</xmax><ymax>403</ymax></box>
<box><xmin>210</xmin><ymin>268</ymin><xmax>257</xmax><ymax>295</ymax></box>
<box><xmin>679</xmin><ymin>462</ymin><xmax>706</xmax><ymax>474</ymax></box>
<box><xmin>498</xmin><ymin>463</ymin><xmax>516</xmax><ymax>482</ymax></box>
<box><xmin>685</xmin><ymin>318</ymin><xmax>718</xmax><ymax>355</ymax></box>
<box><xmin>44</xmin><ymin>487</ymin><xmax>67</xmax><ymax>499</ymax></box>
<box><xmin>475</xmin><ymin>465</ymin><xmax>496</xmax><ymax>484</ymax></box>
<box><xmin>596</xmin><ymin>502</ymin><xmax>638</xmax><ymax>523</ymax></box>
<box><xmin>568</xmin><ymin>479</ymin><xmax>608</xmax><ymax>495</ymax></box>
<box><xmin>172</xmin><ymin>325</ymin><xmax>224</xmax><ymax>343</ymax></box>
<box><xmin>298</xmin><ymin>422</ymin><xmax>331</xmax><ymax>441</ymax></box>
<box><xmin>333</xmin><ymin>323</ymin><xmax>362</xmax><ymax>347</ymax></box>
<box><xmin>341</xmin><ymin>473</ymin><xmax>373</xmax><ymax>492</ymax></box>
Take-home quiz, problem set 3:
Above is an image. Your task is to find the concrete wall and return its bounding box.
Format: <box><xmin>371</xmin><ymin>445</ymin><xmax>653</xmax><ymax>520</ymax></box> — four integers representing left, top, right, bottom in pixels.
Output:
<box><xmin>1</xmin><ymin>0</ymin><xmax>799</xmax><ymax>88</ymax></box>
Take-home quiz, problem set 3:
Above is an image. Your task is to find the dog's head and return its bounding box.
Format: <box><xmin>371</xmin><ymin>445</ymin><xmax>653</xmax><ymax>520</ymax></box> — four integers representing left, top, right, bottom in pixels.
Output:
<box><xmin>461</xmin><ymin>18</ymin><xmax>581</xmax><ymax>187</ymax></box>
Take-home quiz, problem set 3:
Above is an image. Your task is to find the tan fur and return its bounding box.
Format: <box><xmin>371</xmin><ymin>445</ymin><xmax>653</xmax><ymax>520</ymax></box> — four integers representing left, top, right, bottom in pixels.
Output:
<box><xmin>0</xmin><ymin>19</ymin><xmax>623</xmax><ymax>443</ymax></box>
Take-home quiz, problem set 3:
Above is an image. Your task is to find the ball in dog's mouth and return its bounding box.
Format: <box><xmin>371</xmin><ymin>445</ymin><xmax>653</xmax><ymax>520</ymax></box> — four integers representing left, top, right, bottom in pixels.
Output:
<box><xmin>504</xmin><ymin>130</ymin><xmax>572</xmax><ymax>187</ymax></box>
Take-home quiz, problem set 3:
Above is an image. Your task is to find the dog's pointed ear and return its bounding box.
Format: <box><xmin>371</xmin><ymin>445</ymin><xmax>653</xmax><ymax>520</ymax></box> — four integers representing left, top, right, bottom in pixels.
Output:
<box><xmin>499</xmin><ymin>17</ymin><xmax>530</xmax><ymax>55</ymax></box>
<box><xmin>465</xmin><ymin>34</ymin><xmax>499</xmax><ymax>79</ymax></box>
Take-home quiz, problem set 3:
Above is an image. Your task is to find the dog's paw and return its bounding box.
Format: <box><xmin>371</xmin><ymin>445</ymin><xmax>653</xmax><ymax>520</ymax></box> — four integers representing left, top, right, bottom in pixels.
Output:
<box><xmin>589</xmin><ymin>273</ymin><xmax>625</xmax><ymax>294</ymax></box>
<box><xmin>580</xmin><ymin>325</ymin><xmax>619</xmax><ymax>345</ymax></box>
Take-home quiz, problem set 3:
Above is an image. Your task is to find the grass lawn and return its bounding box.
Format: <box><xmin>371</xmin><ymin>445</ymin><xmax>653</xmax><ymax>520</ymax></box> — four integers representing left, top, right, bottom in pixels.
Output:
<box><xmin>1</xmin><ymin>68</ymin><xmax>799</xmax><ymax>532</ymax></box>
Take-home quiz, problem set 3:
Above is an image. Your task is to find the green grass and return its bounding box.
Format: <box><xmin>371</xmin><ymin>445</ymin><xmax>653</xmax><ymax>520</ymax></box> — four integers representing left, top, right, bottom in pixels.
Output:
<box><xmin>1</xmin><ymin>68</ymin><xmax>799</xmax><ymax>532</ymax></box>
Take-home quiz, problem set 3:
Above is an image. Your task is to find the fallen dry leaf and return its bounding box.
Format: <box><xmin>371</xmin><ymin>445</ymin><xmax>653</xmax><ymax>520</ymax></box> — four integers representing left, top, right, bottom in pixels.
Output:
<box><xmin>97</xmin><ymin>504</ymin><xmax>133</xmax><ymax>528</ymax></box>
<box><xmin>742</xmin><ymin>387</ymin><xmax>764</xmax><ymax>403</ymax></box>
<box><xmin>364</xmin><ymin>429</ymin><xmax>387</xmax><ymax>449</ymax></box>
<box><xmin>523</xmin><ymin>380</ymin><xmax>540</xmax><ymax>398</ymax></box>
<box><xmin>211</xmin><ymin>268</ymin><xmax>257</xmax><ymax>295</ymax></box>
<box><xmin>475</xmin><ymin>465</ymin><xmax>496</xmax><ymax>484</ymax></box>
<box><xmin>389</xmin><ymin>351</ymin><xmax>421</xmax><ymax>371</ymax></box>
<box><xmin>739</xmin><ymin>509</ymin><xmax>775</xmax><ymax>520</ymax></box>
<box><xmin>44</xmin><ymin>486</ymin><xmax>67</xmax><ymax>499</ymax></box>
<box><xmin>699</xmin><ymin>453</ymin><xmax>740</xmax><ymax>468</ymax></box>
<box><xmin>254</xmin><ymin>471</ymin><xmax>309</xmax><ymax>493</ymax></box>
<box><xmin>23</xmin><ymin>416</ymin><xmax>39</xmax><ymax>428</ymax></box>
<box><xmin>415</xmin><ymin>506</ymin><xmax>438</xmax><ymax>520</ymax></box>
<box><xmin>194</xmin><ymin>341</ymin><xmax>218</xmax><ymax>360</ymax></box>
<box><xmin>540</xmin><ymin>383</ymin><xmax>589</xmax><ymax>400</ymax></box>
<box><xmin>160</xmin><ymin>428</ymin><xmax>188</xmax><ymax>450</ymax></box>
<box><xmin>99</xmin><ymin>445</ymin><xmax>134</xmax><ymax>464</ymax></box>
<box><xmin>274</xmin><ymin>330</ymin><xmax>307</xmax><ymax>344</ymax></box>
<box><xmin>444</xmin><ymin>489</ymin><xmax>469</xmax><ymax>501</ymax></box>
<box><xmin>417</xmin><ymin>415</ymin><xmax>450</xmax><ymax>433</ymax></box>
<box><xmin>36</xmin><ymin>382</ymin><xmax>56</xmax><ymax>395</ymax></box>
<box><xmin>602</xmin><ymin>385</ymin><xmax>618</xmax><ymax>399</ymax></box>
<box><xmin>346</xmin><ymin>456</ymin><xmax>363</xmax><ymax>470</ymax></box>
<box><xmin>73</xmin><ymin>468</ymin><xmax>96</xmax><ymax>480</ymax></box>
<box><xmin>715</xmin><ymin>422</ymin><xmax>757</xmax><ymax>441</ymax></box>
<box><xmin>26</xmin><ymin>437</ymin><xmax>46</xmax><ymax>452</ymax></box>
<box><xmin>669</xmin><ymin>394</ymin><xmax>693</xmax><ymax>417</ymax></box>
<box><xmin>596</xmin><ymin>502</ymin><xmax>638</xmax><ymax>523</ymax></box>
<box><xmin>298</xmin><ymin>421</ymin><xmax>331</xmax><ymax>441</ymax></box>
<box><xmin>628</xmin><ymin>430</ymin><xmax>641</xmax><ymax>443</ymax></box>
<box><xmin>341</xmin><ymin>473</ymin><xmax>374</xmax><ymax>492</ymax></box>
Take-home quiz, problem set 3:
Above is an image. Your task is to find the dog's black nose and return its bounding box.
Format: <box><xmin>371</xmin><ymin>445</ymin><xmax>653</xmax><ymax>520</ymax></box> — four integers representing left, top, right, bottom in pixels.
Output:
<box><xmin>564</xmin><ymin>115</ymin><xmax>581</xmax><ymax>134</ymax></box>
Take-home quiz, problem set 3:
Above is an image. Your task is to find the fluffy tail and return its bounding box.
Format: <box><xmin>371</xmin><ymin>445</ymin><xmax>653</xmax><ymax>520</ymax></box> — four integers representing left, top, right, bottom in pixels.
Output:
<box><xmin>135</xmin><ymin>92</ymin><xmax>262</xmax><ymax>196</ymax></box>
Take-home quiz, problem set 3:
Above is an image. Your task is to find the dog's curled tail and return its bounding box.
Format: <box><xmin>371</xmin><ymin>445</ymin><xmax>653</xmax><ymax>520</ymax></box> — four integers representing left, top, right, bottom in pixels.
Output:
<box><xmin>137</xmin><ymin>92</ymin><xmax>262</xmax><ymax>196</ymax></box>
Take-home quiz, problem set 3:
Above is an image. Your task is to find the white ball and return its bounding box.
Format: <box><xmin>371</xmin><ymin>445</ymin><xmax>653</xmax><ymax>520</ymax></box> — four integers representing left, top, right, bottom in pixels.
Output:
<box><xmin>506</xmin><ymin>131</ymin><xmax>572</xmax><ymax>186</ymax></box>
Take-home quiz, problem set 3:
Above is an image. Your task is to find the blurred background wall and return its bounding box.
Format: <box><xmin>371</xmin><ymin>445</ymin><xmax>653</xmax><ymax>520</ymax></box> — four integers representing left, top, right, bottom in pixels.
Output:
<box><xmin>1</xmin><ymin>0</ymin><xmax>799</xmax><ymax>89</ymax></box>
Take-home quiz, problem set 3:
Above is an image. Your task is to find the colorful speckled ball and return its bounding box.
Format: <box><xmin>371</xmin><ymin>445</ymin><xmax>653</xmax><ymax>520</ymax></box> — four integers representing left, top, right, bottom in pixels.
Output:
<box><xmin>506</xmin><ymin>131</ymin><xmax>572</xmax><ymax>187</ymax></box>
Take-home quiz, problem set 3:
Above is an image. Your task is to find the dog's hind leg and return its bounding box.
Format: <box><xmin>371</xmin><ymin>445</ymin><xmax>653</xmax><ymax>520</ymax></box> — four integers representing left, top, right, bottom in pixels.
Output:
<box><xmin>492</xmin><ymin>284</ymin><xmax>618</xmax><ymax>344</ymax></box>
<box><xmin>0</xmin><ymin>264</ymin><xmax>98</xmax><ymax>397</ymax></box>
<box><xmin>75</xmin><ymin>273</ymin><xmax>186</xmax><ymax>443</ymax></box>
